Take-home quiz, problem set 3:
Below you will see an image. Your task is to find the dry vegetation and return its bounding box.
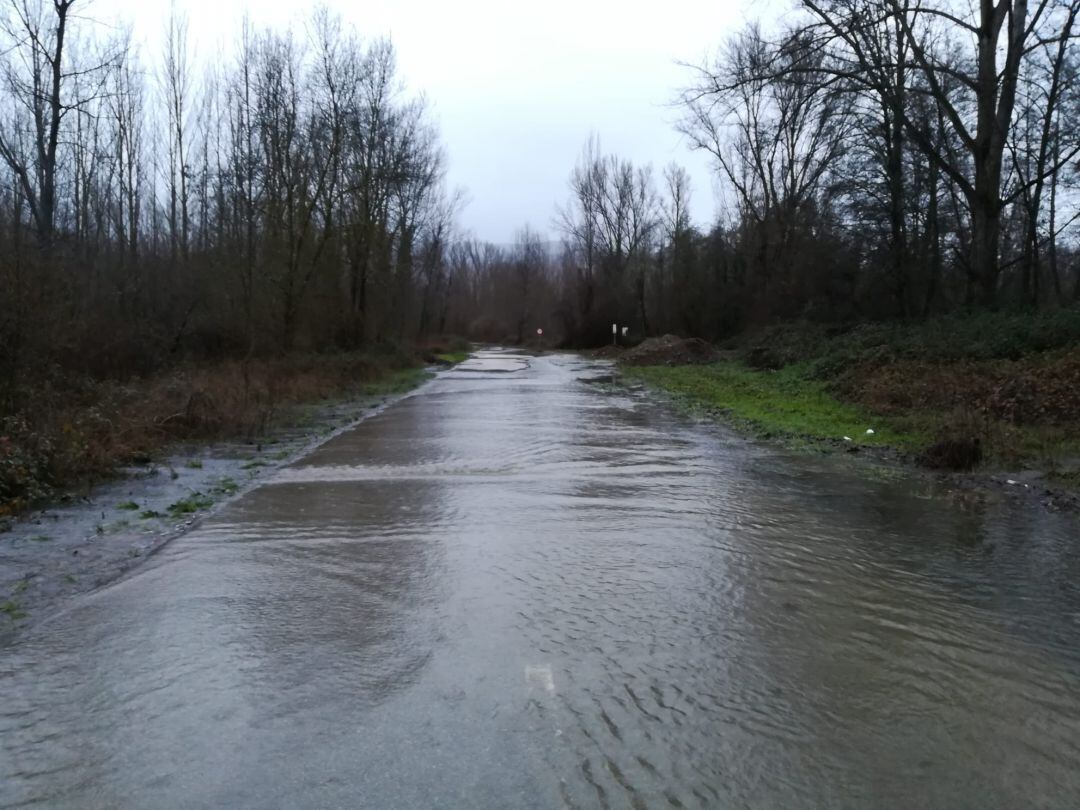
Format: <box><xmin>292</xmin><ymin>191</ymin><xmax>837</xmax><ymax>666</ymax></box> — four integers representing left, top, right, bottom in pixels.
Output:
<box><xmin>0</xmin><ymin>348</ymin><xmax>428</xmax><ymax>517</ymax></box>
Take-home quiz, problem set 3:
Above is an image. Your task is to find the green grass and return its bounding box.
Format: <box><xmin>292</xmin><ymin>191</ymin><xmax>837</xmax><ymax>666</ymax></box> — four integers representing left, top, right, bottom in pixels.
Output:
<box><xmin>185</xmin><ymin>459</ymin><xmax>204</xmax><ymax>469</ymax></box>
<box><xmin>139</xmin><ymin>509</ymin><xmax>162</xmax><ymax>520</ymax></box>
<box><xmin>117</xmin><ymin>500</ymin><xmax>140</xmax><ymax>511</ymax></box>
<box><xmin>29</xmin><ymin>534</ymin><xmax>50</xmax><ymax>542</ymax></box>
<box><xmin>212</xmin><ymin>477</ymin><xmax>240</xmax><ymax>495</ymax></box>
<box><xmin>360</xmin><ymin>368</ymin><xmax>433</xmax><ymax>397</ymax></box>
<box><xmin>623</xmin><ymin>361</ymin><xmax>924</xmax><ymax>451</ymax></box>
<box><xmin>167</xmin><ymin>493</ymin><xmax>214</xmax><ymax>518</ymax></box>
<box><xmin>1</xmin><ymin>600</ymin><xmax>26</xmax><ymax>620</ymax></box>
<box><xmin>434</xmin><ymin>352</ymin><xmax>469</xmax><ymax>365</ymax></box>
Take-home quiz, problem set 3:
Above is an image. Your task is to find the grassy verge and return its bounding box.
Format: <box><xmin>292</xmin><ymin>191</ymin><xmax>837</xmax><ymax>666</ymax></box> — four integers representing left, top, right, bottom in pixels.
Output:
<box><xmin>358</xmin><ymin>367</ymin><xmax>433</xmax><ymax>396</ymax></box>
<box><xmin>418</xmin><ymin>335</ymin><xmax>471</xmax><ymax>367</ymax></box>
<box><xmin>623</xmin><ymin>362</ymin><xmax>922</xmax><ymax>452</ymax></box>
<box><xmin>0</xmin><ymin>348</ymin><xmax>429</xmax><ymax>517</ymax></box>
<box><xmin>434</xmin><ymin>352</ymin><xmax>469</xmax><ymax>365</ymax></box>
<box><xmin>626</xmin><ymin>308</ymin><xmax>1080</xmax><ymax>474</ymax></box>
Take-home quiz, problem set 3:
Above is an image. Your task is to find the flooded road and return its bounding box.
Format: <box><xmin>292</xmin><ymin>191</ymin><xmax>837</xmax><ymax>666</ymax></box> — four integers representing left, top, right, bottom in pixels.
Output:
<box><xmin>3</xmin><ymin>348</ymin><xmax>1080</xmax><ymax>808</ymax></box>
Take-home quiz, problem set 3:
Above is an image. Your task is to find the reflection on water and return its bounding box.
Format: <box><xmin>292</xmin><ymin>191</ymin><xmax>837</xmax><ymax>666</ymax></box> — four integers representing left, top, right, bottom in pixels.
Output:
<box><xmin>3</xmin><ymin>349</ymin><xmax>1080</xmax><ymax>808</ymax></box>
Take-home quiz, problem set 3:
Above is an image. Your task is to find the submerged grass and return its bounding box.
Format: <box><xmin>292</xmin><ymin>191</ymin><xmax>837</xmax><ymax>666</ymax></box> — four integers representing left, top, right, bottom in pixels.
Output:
<box><xmin>1</xmin><ymin>600</ymin><xmax>26</xmax><ymax>620</ymax></box>
<box><xmin>623</xmin><ymin>362</ymin><xmax>922</xmax><ymax>451</ymax></box>
<box><xmin>212</xmin><ymin>477</ymin><xmax>240</xmax><ymax>495</ymax></box>
<box><xmin>167</xmin><ymin>493</ymin><xmax>215</xmax><ymax>518</ymax></box>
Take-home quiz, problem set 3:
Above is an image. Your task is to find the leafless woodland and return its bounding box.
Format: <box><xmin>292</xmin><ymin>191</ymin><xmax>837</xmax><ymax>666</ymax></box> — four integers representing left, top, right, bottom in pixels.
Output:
<box><xmin>1</xmin><ymin>0</ymin><xmax>1079</xmax><ymax>377</ymax></box>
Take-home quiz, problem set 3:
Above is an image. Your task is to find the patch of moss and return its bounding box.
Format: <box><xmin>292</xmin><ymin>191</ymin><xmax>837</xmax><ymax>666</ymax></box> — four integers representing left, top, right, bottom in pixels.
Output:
<box><xmin>117</xmin><ymin>501</ymin><xmax>140</xmax><ymax>511</ymax></box>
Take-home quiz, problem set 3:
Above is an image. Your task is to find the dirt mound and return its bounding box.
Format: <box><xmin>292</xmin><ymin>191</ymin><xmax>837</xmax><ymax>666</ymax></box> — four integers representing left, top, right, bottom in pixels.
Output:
<box><xmin>590</xmin><ymin>344</ymin><xmax>625</xmax><ymax>359</ymax></box>
<box><xmin>619</xmin><ymin>334</ymin><xmax>721</xmax><ymax>366</ymax></box>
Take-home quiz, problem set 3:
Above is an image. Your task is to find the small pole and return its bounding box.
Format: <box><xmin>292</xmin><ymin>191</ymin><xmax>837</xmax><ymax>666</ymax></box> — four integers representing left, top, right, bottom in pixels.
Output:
<box><xmin>612</xmin><ymin>322</ymin><xmax>617</xmax><ymax>346</ymax></box>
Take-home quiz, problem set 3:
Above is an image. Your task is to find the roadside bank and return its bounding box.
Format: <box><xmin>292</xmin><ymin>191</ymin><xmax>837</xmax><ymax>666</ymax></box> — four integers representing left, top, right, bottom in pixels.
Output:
<box><xmin>610</xmin><ymin>311</ymin><xmax>1080</xmax><ymax>512</ymax></box>
<box><xmin>0</xmin><ymin>358</ymin><xmax>447</xmax><ymax>642</ymax></box>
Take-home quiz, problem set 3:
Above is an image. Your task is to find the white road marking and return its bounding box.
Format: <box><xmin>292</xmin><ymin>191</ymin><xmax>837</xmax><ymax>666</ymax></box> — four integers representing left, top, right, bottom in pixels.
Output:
<box><xmin>525</xmin><ymin>664</ymin><xmax>556</xmax><ymax>694</ymax></box>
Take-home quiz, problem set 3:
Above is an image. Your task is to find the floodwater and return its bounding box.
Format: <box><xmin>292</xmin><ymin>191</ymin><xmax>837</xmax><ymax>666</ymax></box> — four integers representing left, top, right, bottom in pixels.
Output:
<box><xmin>3</xmin><ymin>349</ymin><xmax>1080</xmax><ymax>808</ymax></box>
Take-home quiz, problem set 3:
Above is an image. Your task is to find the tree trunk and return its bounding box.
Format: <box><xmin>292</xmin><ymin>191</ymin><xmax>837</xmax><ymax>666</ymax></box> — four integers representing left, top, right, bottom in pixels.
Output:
<box><xmin>922</xmin><ymin>161</ymin><xmax>941</xmax><ymax>316</ymax></box>
<box><xmin>970</xmin><ymin>198</ymin><xmax>1000</xmax><ymax>307</ymax></box>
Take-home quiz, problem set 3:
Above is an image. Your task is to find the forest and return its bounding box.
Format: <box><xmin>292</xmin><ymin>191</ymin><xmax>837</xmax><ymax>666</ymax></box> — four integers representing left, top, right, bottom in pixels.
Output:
<box><xmin>3</xmin><ymin>0</ymin><xmax>1080</xmax><ymax>509</ymax></box>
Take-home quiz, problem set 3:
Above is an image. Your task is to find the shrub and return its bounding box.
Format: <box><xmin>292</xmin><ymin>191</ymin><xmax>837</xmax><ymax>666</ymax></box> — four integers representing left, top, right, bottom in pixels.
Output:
<box><xmin>0</xmin><ymin>417</ymin><xmax>54</xmax><ymax>513</ymax></box>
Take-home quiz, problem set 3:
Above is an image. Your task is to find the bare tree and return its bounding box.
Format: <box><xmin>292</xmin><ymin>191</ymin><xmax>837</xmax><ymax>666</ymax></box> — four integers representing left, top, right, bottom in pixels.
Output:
<box><xmin>0</xmin><ymin>0</ymin><xmax>117</xmax><ymax>248</ymax></box>
<box><xmin>162</xmin><ymin>4</ymin><xmax>192</xmax><ymax>263</ymax></box>
<box><xmin>559</xmin><ymin>137</ymin><xmax>657</xmax><ymax>343</ymax></box>
<box><xmin>800</xmin><ymin>0</ymin><xmax>1080</xmax><ymax>305</ymax></box>
<box><xmin>682</xmin><ymin>25</ymin><xmax>852</xmax><ymax>312</ymax></box>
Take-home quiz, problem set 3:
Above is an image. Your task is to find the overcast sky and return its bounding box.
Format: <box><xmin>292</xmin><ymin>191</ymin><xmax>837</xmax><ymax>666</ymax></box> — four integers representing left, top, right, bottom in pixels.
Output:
<box><xmin>87</xmin><ymin>0</ymin><xmax>766</xmax><ymax>243</ymax></box>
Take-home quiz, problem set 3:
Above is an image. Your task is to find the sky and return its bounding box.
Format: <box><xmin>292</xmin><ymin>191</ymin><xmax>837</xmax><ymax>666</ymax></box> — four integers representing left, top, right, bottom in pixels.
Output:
<box><xmin>86</xmin><ymin>0</ymin><xmax>766</xmax><ymax>243</ymax></box>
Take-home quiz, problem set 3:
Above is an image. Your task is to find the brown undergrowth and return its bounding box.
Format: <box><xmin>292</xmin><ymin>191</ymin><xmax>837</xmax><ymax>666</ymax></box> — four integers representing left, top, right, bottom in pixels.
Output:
<box><xmin>0</xmin><ymin>347</ymin><xmax>425</xmax><ymax>516</ymax></box>
<box><xmin>835</xmin><ymin>350</ymin><xmax>1080</xmax><ymax>468</ymax></box>
<box><xmin>838</xmin><ymin>352</ymin><xmax>1080</xmax><ymax>426</ymax></box>
<box><xmin>737</xmin><ymin>311</ymin><xmax>1080</xmax><ymax>472</ymax></box>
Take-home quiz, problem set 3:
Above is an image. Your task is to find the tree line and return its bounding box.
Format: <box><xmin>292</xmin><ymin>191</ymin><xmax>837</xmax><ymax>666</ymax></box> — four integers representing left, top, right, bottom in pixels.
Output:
<box><xmin>3</xmin><ymin>0</ymin><xmax>1080</xmax><ymax>383</ymax></box>
<box><xmin>469</xmin><ymin>0</ymin><xmax>1080</xmax><ymax>346</ymax></box>
<box><xmin>0</xmin><ymin>0</ymin><xmax>458</xmax><ymax>398</ymax></box>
